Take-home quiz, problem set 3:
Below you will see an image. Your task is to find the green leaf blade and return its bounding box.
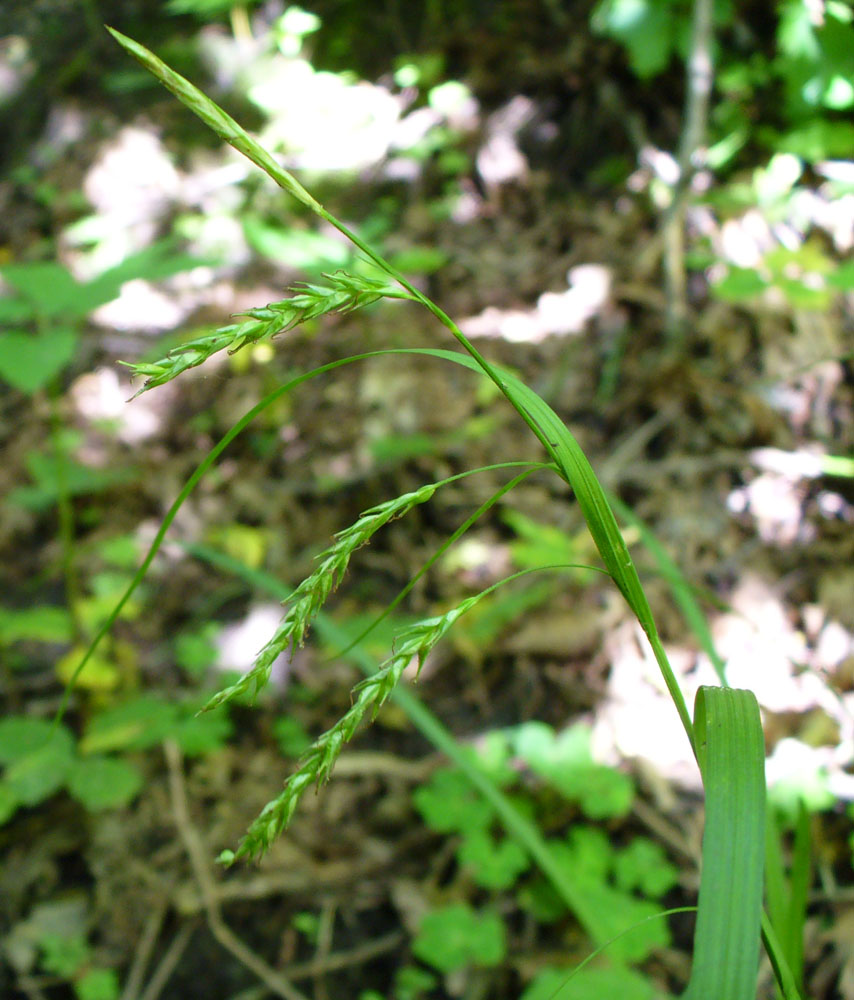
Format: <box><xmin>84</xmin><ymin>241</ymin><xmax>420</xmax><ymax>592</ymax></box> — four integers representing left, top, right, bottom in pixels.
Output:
<box><xmin>684</xmin><ymin>686</ymin><xmax>766</xmax><ymax>1000</ymax></box>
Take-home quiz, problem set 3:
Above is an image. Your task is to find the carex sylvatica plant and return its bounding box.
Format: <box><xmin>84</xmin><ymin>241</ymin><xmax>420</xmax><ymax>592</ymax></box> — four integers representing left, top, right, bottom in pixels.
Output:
<box><xmin>62</xmin><ymin>27</ymin><xmax>808</xmax><ymax>999</ymax></box>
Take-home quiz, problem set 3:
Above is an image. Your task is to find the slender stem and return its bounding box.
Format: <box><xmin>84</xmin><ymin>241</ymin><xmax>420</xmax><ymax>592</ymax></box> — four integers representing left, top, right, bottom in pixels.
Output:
<box><xmin>664</xmin><ymin>0</ymin><xmax>714</xmax><ymax>336</ymax></box>
<box><xmin>319</xmin><ymin>207</ymin><xmax>563</xmax><ymax>463</ymax></box>
<box><xmin>48</xmin><ymin>375</ymin><xmax>83</xmax><ymax>643</ymax></box>
<box><xmin>332</xmin><ymin>463</ymin><xmax>554</xmax><ymax>659</ymax></box>
<box><xmin>647</xmin><ymin>628</ymin><xmax>697</xmax><ymax>761</ymax></box>
<box><xmin>677</xmin><ymin>0</ymin><xmax>714</xmax><ymax>177</ymax></box>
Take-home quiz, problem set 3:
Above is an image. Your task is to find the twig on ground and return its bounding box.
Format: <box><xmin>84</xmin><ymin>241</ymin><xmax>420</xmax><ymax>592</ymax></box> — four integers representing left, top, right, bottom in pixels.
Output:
<box><xmin>137</xmin><ymin>919</ymin><xmax>198</xmax><ymax>1000</ymax></box>
<box><xmin>164</xmin><ymin>739</ymin><xmax>311</xmax><ymax>1000</ymax></box>
<box><xmin>312</xmin><ymin>900</ymin><xmax>336</xmax><ymax>1000</ymax></box>
<box><xmin>287</xmin><ymin>930</ymin><xmax>404</xmax><ymax>980</ymax></box>
<box><xmin>15</xmin><ymin>976</ymin><xmax>52</xmax><ymax>1000</ymax></box>
<box><xmin>225</xmin><ymin>930</ymin><xmax>406</xmax><ymax>1000</ymax></box>
<box><xmin>121</xmin><ymin>896</ymin><xmax>168</xmax><ymax>1000</ymax></box>
<box><xmin>663</xmin><ymin>0</ymin><xmax>714</xmax><ymax>334</ymax></box>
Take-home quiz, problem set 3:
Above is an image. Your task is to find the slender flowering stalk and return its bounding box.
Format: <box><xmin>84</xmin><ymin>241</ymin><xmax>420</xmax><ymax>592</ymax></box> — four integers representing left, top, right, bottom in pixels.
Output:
<box><xmin>203</xmin><ymin>483</ymin><xmax>438</xmax><ymax>712</ymax></box>
<box><xmin>99</xmin><ymin>34</ymin><xmax>775</xmax><ymax>997</ymax></box>
<box><xmin>220</xmin><ymin>593</ymin><xmax>483</xmax><ymax>863</ymax></box>
<box><xmin>106</xmin><ymin>27</ymin><xmax>323</xmax><ymax>213</ymax></box>
<box><xmin>124</xmin><ymin>271</ymin><xmax>412</xmax><ymax>395</ymax></box>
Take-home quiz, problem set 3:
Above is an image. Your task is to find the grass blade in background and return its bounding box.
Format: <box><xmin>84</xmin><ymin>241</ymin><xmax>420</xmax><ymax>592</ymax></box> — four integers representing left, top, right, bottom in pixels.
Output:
<box><xmin>765</xmin><ymin>803</ymin><xmax>810</xmax><ymax>997</ymax></box>
<box><xmin>608</xmin><ymin>494</ymin><xmax>728</xmax><ymax>685</ymax></box>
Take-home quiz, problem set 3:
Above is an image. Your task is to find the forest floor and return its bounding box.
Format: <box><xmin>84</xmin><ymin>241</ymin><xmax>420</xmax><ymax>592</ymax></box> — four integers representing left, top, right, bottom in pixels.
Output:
<box><xmin>2</xmin><ymin>13</ymin><xmax>854</xmax><ymax>1000</ymax></box>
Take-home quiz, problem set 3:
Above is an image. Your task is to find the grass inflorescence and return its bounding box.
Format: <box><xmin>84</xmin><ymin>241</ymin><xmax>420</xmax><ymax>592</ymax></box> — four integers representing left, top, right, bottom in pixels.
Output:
<box><xmin>82</xmin><ymin>28</ymin><xmax>785</xmax><ymax>999</ymax></box>
<box><xmin>125</xmin><ymin>270</ymin><xmax>410</xmax><ymax>394</ymax></box>
<box><xmin>220</xmin><ymin>593</ymin><xmax>484</xmax><ymax>863</ymax></box>
<box><xmin>202</xmin><ymin>483</ymin><xmax>437</xmax><ymax>711</ymax></box>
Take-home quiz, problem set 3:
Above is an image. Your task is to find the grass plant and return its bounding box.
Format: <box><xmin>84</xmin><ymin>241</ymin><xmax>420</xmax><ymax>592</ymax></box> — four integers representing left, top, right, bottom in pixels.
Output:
<box><xmin>58</xmin><ymin>26</ymin><xmax>809</xmax><ymax>998</ymax></box>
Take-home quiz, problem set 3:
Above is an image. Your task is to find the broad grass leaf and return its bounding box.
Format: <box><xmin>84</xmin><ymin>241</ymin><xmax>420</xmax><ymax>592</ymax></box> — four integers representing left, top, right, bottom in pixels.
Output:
<box><xmin>684</xmin><ymin>686</ymin><xmax>765</xmax><ymax>1000</ymax></box>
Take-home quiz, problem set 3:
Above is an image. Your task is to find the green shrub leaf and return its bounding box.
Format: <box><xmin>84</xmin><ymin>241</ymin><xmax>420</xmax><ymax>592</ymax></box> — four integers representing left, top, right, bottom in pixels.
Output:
<box><xmin>520</xmin><ymin>964</ymin><xmax>663</xmax><ymax>1000</ymax></box>
<box><xmin>0</xmin><ymin>717</ymin><xmax>73</xmax><ymax>764</ymax></box>
<box><xmin>80</xmin><ymin>696</ymin><xmax>180</xmax><ymax>754</ymax></box>
<box><xmin>74</xmin><ymin>966</ymin><xmax>121</xmax><ymax>1000</ymax></box>
<box><xmin>413</xmin><ymin>768</ymin><xmax>497</xmax><ymax>834</ymax></box>
<box><xmin>67</xmin><ymin>756</ymin><xmax>144</xmax><ymax>811</ymax></box>
<box><xmin>173</xmin><ymin>705</ymin><xmax>233</xmax><ymax>756</ymax></box>
<box><xmin>0</xmin><ymin>782</ymin><xmax>19</xmax><ymax>824</ymax></box>
<box><xmin>2</xmin><ymin>723</ymin><xmax>75</xmax><ymax>806</ymax></box>
<box><xmin>0</xmin><ymin>605</ymin><xmax>74</xmax><ymax>645</ymax></box>
<box><xmin>457</xmin><ymin>829</ymin><xmax>531</xmax><ymax>889</ymax></box>
<box><xmin>614</xmin><ymin>838</ymin><xmax>680</xmax><ymax>897</ymax></box>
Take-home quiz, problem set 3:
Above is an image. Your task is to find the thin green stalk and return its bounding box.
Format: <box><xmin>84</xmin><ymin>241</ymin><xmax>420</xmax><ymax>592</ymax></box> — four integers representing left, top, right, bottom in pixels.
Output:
<box><xmin>49</xmin><ymin>395</ymin><xmax>83</xmax><ymax>644</ymax></box>
<box><xmin>761</xmin><ymin>913</ymin><xmax>806</xmax><ymax>1000</ymax></box>
<box><xmin>765</xmin><ymin>804</ymin><xmax>810</xmax><ymax>998</ymax></box>
<box><xmin>333</xmin><ymin>464</ymin><xmax>553</xmax><ymax>660</ymax></box>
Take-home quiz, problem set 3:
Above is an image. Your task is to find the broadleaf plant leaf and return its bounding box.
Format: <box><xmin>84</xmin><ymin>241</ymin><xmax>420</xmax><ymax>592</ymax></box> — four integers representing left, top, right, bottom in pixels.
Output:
<box><xmin>0</xmin><ymin>328</ymin><xmax>78</xmax><ymax>394</ymax></box>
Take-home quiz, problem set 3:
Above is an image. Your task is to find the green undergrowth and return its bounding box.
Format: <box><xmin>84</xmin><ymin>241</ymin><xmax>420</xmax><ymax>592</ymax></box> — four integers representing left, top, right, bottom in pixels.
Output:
<box><xmin>0</xmin><ymin>692</ymin><xmax>232</xmax><ymax>827</ymax></box>
<box><xmin>412</xmin><ymin>724</ymin><xmax>680</xmax><ymax>966</ymax></box>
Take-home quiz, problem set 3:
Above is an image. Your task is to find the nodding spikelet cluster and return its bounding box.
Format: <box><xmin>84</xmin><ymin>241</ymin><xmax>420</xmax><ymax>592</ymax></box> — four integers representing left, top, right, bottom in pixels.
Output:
<box><xmin>124</xmin><ymin>271</ymin><xmax>408</xmax><ymax>395</ymax></box>
<box><xmin>203</xmin><ymin>482</ymin><xmax>437</xmax><ymax>713</ymax></box>
<box><xmin>223</xmin><ymin>593</ymin><xmax>483</xmax><ymax>863</ymax></box>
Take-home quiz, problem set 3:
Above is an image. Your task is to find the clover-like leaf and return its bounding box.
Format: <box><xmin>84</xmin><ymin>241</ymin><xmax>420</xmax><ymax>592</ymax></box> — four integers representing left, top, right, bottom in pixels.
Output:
<box><xmin>512</xmin><ymin>721</ymin><xmax>633</xmax><ymax>818</ymax></box>
<box><xmin>413</xmin><ymin>768</ymin><xmax>494</xmax><ymax>834</ymax></box>
<box><xmin>614</xmin><ymin>837</ymin><xmax>680</xmax><ymax>898</ymax></box>
<box><xmin>412</xmin><ymin>904</ymin><xmax>506</xmax><ymax>974</ymax></box>
<box><xmin>67</xmin><ymin>757</ymin><xmax>144</xmax><ymax>812</ymax></box>
<box><xmin>2</xmin><ymin>723</ymin><xmax>75</xmax><ymax>807</ymax></box>
<box><xmin>520</xmin><ymin>965</ymin><xmax>660</xmax><ymax>1000</ymax></box>
<box><xmin>457</xmin><ymin>829</ymin><xmax>530</xmax><ymax>889</ymax></box>
<box><xmin>0</xmin><ymin>328</ymin><xmax>78</xmax><ymax>394</ymax></box>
